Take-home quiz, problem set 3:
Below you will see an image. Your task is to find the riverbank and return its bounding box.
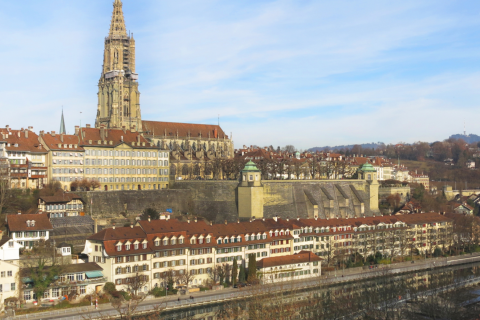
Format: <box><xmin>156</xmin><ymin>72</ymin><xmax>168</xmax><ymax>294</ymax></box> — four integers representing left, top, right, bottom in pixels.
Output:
<box><xmin>7</xmin><ymin>253</ymin><xmax>480</xmax><ymax>320</ymax></box>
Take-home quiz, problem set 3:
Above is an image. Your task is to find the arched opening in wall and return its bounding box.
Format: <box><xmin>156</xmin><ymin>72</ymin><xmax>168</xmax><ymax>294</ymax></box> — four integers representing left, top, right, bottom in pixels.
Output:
<box><xmin>138</xmin><ymin>185</ymin><xmax>141</xmax><ymax>190</ymax></box>
<box><xmin>182</xmin><ymin>164</ymin><xmax>189</xmax><ymax>177</ymax></box>
<box><xmin>193</xmin><ymin>164</ymin><xmax>201</xmax><ymax>178</ymax></box>
<box><xmin>104</xmin><ymin>185</ymin><xmax>107</xmax><ymax>191</ymax></box>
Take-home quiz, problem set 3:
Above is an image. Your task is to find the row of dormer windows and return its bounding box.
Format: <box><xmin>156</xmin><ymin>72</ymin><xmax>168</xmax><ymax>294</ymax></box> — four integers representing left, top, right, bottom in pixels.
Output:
<box><xmin>117</xmin><ymin>243</ymin><xmax>148</xmax><ymax>251</ymax></box>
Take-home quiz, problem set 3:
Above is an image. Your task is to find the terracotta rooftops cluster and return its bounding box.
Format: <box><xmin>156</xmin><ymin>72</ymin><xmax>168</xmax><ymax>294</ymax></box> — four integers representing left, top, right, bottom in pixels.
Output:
<box><xmin>87</xmin><ymin>212</ymin><xmax>451</xmax><ymax>257</ymax></box>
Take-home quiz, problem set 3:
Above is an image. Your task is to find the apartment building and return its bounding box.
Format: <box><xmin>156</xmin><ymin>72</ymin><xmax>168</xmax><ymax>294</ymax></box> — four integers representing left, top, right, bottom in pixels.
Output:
<box><xmin>38</xmin><ymin>191</ymin><xmax>85</xmax><ymax>218</ymax></box>
<box><xmin>21</xmin><ymin>262</ymin><xmax>105</xmax><ymax>303</ymax></box>
<box><xmin>39</xmin><ymin>132</ymin><xmax>85</xmax><ymax>190</ymax></box>
<box><xmin>6</xmin><ymin>213</ymin><xmax>53</xmax><ymax>249</ymax></box>
<box><xmin>0</xmin><ymin>127</ymin><xmax>48</xmax><ymax>189</ymax></box>
<box><xmin>82</xmin><ymin>212</ymin><xmax>452</xmax><ymax>291</ymax></box>
<box><xmin>257</xmin><ymin>251</ymin><xmax>322</xmax><ymax>284</ymax></box>
<box><xmin>78</xmin><ymin>125</ymin><xmax>168</xmax><ymax>191</ymax></box>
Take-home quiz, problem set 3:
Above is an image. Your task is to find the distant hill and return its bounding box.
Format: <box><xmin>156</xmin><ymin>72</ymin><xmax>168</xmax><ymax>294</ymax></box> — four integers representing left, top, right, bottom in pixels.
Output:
<box><xmin>449</xmin><ymin>134</ymin><xmax>480</xmax><ymax>144</ymax></box>
<box><xmin>307</xmin><ymin>133</ymin><xmax>480</xmax><ymax>152</ymax></box>
<box><xmin>308</xmin><ymin>142</ymin><xmax>384</xmax><ymax>152</ymax></box>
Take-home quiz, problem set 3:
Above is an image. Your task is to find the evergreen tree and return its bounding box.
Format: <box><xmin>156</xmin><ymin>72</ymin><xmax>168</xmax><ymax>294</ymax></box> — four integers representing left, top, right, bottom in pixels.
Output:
<box><xmin>239</xmin><ymin>265</ymin><xmax>246</xmax><ymax>283</ymax></box>
<box><xmin>231</xmin><ymin>258</ymin><xmax>238</xmax><ymax>285</ymax></box>
<box><xmin>247</xmin><ymin>253</ymin><xmax>257</xmax><ymax>281</ymax></box>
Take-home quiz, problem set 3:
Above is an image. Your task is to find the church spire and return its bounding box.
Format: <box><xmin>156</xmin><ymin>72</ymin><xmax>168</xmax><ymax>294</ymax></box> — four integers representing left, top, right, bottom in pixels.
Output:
<box><xmin>109</xmin><ymin>0</ymin><xmax>128</xmax><ymax>39</ymax></box>
<box><xmin>59</xmin><ymin>108</ymin><xmax>66</xmax><ymax>134</ymax></box>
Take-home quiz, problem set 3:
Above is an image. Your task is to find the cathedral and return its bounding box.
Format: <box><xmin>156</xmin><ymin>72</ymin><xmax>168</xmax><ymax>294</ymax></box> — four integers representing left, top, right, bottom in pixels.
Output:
<box><xmin>95</xmin><ymin>0</ymin><xmax>234</xmax><ymax>170</ymax></box>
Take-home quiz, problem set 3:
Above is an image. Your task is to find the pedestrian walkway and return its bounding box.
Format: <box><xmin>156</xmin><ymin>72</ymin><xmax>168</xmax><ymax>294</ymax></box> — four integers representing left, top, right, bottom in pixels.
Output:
<box><xmin>6</xmin><ymin>253</ymin><xmax>480</xmax><ymax>320</ymax></box>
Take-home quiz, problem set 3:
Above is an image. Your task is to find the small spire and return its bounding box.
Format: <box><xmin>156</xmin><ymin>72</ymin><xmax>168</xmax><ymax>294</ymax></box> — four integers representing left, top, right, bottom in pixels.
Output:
<box><xmin>109</xmin><ymin>0</ymin><xmax>128</xmax><ymax>39</ymax></box>
<box><xmin>59</xmin><ymin>108</ymin><xmax>66</xmax><ymax>135</ymax></box>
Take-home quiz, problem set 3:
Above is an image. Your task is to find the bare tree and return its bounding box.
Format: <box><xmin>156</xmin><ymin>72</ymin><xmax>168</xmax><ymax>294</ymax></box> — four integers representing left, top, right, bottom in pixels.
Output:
<box><xmin>0</xmin><ymin>157</ymin><xmax>10</xmax><ymax>222</ymax></box>
<box><xmin>177</xmin><ymin>270</ymin><xmax>195</xmax><ymax>289</ymax></box>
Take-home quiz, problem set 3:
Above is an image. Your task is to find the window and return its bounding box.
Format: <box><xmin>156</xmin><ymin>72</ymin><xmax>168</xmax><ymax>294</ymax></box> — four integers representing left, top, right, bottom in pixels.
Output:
<box><xmin>7</xmin><ymin>271</ymin><xmax>12</xmax><ymax>277</ymax></box>
<box><xmin>1</xmin><ymin>272</ymin><xmax>5</xmax><ymax>278</ymax></box>
<box><xmin>125</xmin><ymin>244</ymin><xmax>130</xmax><ymax>251</ymax></box>
<box><xmin>80</xmin><ymin>285</ymin><xmax>86</xmax><ymax>295</ymax></box>
<box><xmin>24</xmin><ymin>291</ymin><xmax>31</xmax><ymax>301</ymax></box>
<box><xmin>134</xmin><ymin>244</ymin><xmax>139</xmax><ymax>250</ymax></box>
<box><xmin>67</xmin><ymin>274</ymin><xmax>75</xmax><ymax>281</ymax></box>
<box><xmin>154</xmin><ymin>240</ymin><xmax>159</xmax><ymax>246</ymax></box>
<box><xmin>117</xmin><ymin>245</ymin><xmax>122</xmax><ymax>252</ymax></box>
<box><xmin>142</xmin><ymin>243</ymin><xmax>147</xmax><ymax>249</ymax></box>
<box><xmin>52</xmin><ymin>288</ymin><xmax>59</xmax><ymax>297</ymax></box>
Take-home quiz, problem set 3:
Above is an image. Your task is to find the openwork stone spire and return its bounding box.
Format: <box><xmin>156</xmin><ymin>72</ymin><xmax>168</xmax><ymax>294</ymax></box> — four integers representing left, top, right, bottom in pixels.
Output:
<box><xmin>109</xmin><ymin>0</ymin><xmax>128</xmax><ymax>39</ymax></box>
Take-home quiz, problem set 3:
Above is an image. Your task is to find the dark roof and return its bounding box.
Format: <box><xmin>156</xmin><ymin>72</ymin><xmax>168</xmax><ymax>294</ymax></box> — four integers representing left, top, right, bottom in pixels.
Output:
<box><xmin>56</xmin><ymin>242</ymin><xmax>70</xmax><ymax>248</ymax></box>
<box><xmin>39</xmin><ymin>191</ymin><xmax>83</xmax><ymax>204</ymax></box>
<box><xmin>7</xmin><ymin>213</ymin><xmax>53</xmax><ymax>232</ymax></box>
<box><xmin>258</xmin><ymin>251</ymin><xmax>322</xmax><ymax>268</ymax></box>
<box><xmin>0</xmin><ymin>235</ymin><xmax>11</xmax><ymax>248</ymax></box>
<box><xmin>62</xmin><ymin>262</ymin><xmax>103</xmax><ymax>273</ymax></box>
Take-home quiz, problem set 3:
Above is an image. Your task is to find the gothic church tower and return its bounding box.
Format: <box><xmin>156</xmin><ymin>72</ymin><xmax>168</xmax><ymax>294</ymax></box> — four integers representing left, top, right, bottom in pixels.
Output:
<box><xmin>96</xmin><ymin>0</ymin><xmax>142</xmax><ymax>131</ymax></box>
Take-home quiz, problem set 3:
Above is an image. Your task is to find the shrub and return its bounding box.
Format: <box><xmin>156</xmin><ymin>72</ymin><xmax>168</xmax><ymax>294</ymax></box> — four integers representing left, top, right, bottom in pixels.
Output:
<box><xmin>103</xmin><ymin>282</ymin><xmax>116</xmax><ymax>294</ymax></box>
<box><xmin>149</xmin><ymin>287</ymin><xmax>166</xmax><ymax>297</ymax></box>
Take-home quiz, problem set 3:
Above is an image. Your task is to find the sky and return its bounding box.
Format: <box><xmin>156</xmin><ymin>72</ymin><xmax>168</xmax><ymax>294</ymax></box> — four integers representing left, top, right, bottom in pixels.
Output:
<box><xmin>0</xmin><ymin>0</ymin><xmax>479</xmax><ymax>150</ymax></box>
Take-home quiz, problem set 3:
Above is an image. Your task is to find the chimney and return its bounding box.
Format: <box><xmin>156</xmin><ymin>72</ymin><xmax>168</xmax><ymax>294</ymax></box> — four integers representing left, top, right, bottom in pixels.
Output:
<box><xmin>273</xmin><ymin>216</ymin><xmax>278</xmax><ymax>222</ymax></box>
<box><xmin>286</xmin><ymin>218</ymin><xmax>289</xmax><ymax>221</ymax></box>
<box><xmin>210</xmin><ymin>221</ymin><xmax>213</xmax><ymax>226</ymax></box>
<box><xmin>148</xmin><ymin>217</ymin><xmax>151</xmax><ymax>222</ymax></box>
<box><xmin>237</xmin><ymin>219</ymin><xmax>240</xmax><ymax>224</ymax></box>
<box><xmin>314</xmin><ymin>215</ymin><xmax>318</xmax><ymax>221</ymax></box>
<box><xmin>25</xmin><ymin>130</ymin><xmax>28</xmax><ymax>138</ymax></box>
<box><xmin>112</xmin><ymin>222</ymin><xmax>115</xmax><ymax>230</ymax></box>
<box><xmin>296</xmin><ymin>217</ymin><xmax>300</xmax><ymax>221</ymax></box>
<box><xmin>75</xmin><ymin>126</ymin><xmax>80</xmax><ymax>135</ymax></box>
<box><xmin>39</xmin><ymin>130</ymin><xmax>44</xmax><ymax>136</ymax></box>
<box><xmin>94</xmin><ymin>219</ymin><xmax>98</xmax><ymax>233</ymax></box>
<box><xmin>194</xmin><ymin>217</ymin><xmax>197</xmax><ymax>223</ymax></box>
<box><xmin>122</xmin><ymin>126</ymin><xmax>126</xmax><ymax>134</ymax></box>
<box><xmin>60</xmin><ymin>134</ymin><xmax>64</xmax><ymax>143</ymax></box>
<box><xmin>130</xmin><ymin>223</ymin><xmax>133</xmax><ymax>228</ymax></box>
<box><xmin>17</xmin><ymin>132</ymin><xmax>20</xmax><ymax>138</ymax></box>
<box><xmin>225</xmin><ymin>220</ymin><xmax>227</xmax><ymax>225</ymax></box>
<box><xmin>136</xmin><ymin>135</ymin><xmax>140</xmax><ymax>143</ymax></box>
<box><xmin>18</xmin><ymin>211</ymin><xmax>21</xmax><ymax>215</ymax></box>
<box><xmin>187</xmin><ymin>218</ymin><xmax>190</xmax><ymax>224</ymax></box>
<box><xmin>100</xmin><ymin>126</ymin><xmax>105</xmax><ymax>141</ymax></box>
<box><xmin>132</xmin><ymin>125</ymin><xmax>137</xmax><ymax>133</ymax></box>
<box><xmin>51</xmin><ymin>131</ymin><xmax>56</xmax><ymax>137</ymax></box>
<box><xmin>86</xmin><ymin>124</ymin><xmax>91</xmax><ymax>128</ymax></box>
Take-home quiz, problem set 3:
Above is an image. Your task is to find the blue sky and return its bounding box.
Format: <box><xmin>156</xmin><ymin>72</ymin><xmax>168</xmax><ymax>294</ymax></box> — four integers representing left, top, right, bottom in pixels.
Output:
<box><xmin>0</xmin><ymin>0</ymin><xmax>479</xmax><ymax>149</ymax></box>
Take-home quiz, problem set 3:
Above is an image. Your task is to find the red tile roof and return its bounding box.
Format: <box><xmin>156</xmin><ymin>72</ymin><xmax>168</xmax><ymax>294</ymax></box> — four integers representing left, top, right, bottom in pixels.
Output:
<box><xmin>77</xmin><ymin>127</ymin><xmax>156</xmax><ymax>149</ymax></box>
<box><xmin>142</xmin><ymin>121</ymin><xmax>228</xmax><ymax>139</ymax></box>
<box><xmin>7</xmin><ymin>213</ymin><xmax>53</xmax><ymax>232</ymax></box>
<box><xmin>0</xmin><ymin>129</ymin><xmax>47</xmax><ymax>154</ymax></box>
<box><xmin>258</xmin><ymin>250</ymin><xmax>322</xmax><ymax>268</ymax></box>
<box><xmin>40</xmin><ymin>133</ymin><xmax>83</xmax><ymax>151</ymax></box>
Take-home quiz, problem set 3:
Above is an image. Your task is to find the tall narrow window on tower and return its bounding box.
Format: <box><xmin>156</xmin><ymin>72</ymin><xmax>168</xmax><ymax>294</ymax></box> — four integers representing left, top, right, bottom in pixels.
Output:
<box><xmin>95</xmin><ymin>0</ymin><xmax>141</xmax><ymax>132</ymax></box>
